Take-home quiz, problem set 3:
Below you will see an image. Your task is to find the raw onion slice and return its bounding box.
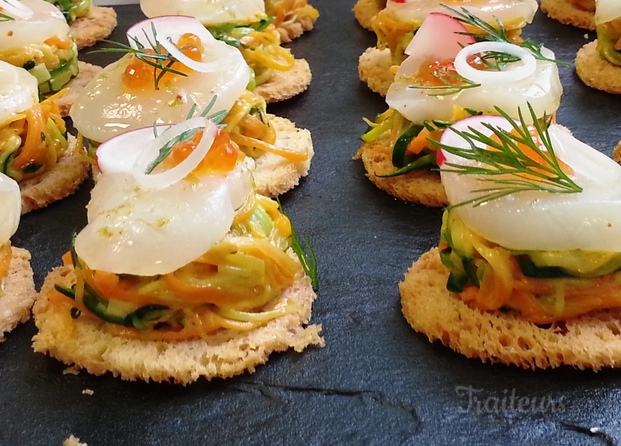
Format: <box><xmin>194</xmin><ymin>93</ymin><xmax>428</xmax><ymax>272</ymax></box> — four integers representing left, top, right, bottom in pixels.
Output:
<box><xmin>131</xmin><ymin>117</ymin><xmax>218</xmax><ymax>190</ymax></box>
<box><xmin>454</xmin><ymin>42</ymin><xmax>536</xmax><ymax>85</ymax></box>
<box><xmin>127</xmin><ymin>16</ymin><xmax>225</xmax><ymax>73</ymax></box>
<box><xmin>0</xmin><ymin>0</ymin><xmax>33</xmax><ymax>19</ymax></box>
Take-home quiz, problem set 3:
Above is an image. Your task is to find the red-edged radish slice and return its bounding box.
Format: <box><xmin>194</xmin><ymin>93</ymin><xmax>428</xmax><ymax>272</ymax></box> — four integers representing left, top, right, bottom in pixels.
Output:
<box><xmin>396</xmin><ymin>12</ymin><xmax>475</xmax><ymax>78</ymax></box>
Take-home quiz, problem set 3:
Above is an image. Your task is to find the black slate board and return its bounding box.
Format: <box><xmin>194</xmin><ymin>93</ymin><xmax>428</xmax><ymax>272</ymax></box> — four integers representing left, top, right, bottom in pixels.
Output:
<box><xmin>3</xmin><ymin>2</ymin><xmax>621</xmax><ymax>445</ymax></box>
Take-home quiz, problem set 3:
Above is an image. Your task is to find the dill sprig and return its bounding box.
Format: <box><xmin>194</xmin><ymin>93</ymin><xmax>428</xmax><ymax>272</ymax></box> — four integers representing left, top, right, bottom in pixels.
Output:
<box><xmin>148</xmin><ymin>96</ymin><xmax>227</xmax><ymax>172</ymax></box>
<box><xmin>0</xmin><ymin>12</ymin><xmax>13</xmax><ymax>21</ymax></box>
<box><xmin>277</xmin><ymin>199</ymin><xmax>318</xmax><ymax>290</ymax></box>
<box><xmin>90</xmin><ymin>23</ymin><xmax>188</xmax><ymax>90</ymax></box>
<box><xmin>444</xmin><ymin>5</ymin><xmax>568</xmax><ymax>66</ymax></box>
<box><xmin>408</xmin><ymin>69</ymin><xmax>481</xmax><ymax>96</ymax></box>
<box><xmin>435</xmin><ymin>105</ymin><xmax>582</xmax><ymax>209</ymax></box>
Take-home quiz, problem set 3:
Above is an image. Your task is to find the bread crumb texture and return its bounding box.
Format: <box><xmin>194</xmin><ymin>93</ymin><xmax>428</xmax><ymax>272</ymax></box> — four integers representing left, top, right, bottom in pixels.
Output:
<box><xmin>253</xmin><ymin>115</ymin><xmax>314</xmax><ymax>197</ymax></box>
<box><xmin>56</xmin><ymin>62</ymin><xmax>103</xmax><ymax>117</ymax></box>
<box><xmin>20</xmin><ymin>135</ymin><xmax>90</xmax><ymax>213</ymax></box>
<box><xmin>275</xmin><ymin>10</ymin><xmax>317</xmax><ymax>43</ymax></box>
<box><xmin>255</xmin><ymin>58</ymin><xmax>312</xmax><ymax>103</ymax></box>
<box><xmin>358</xmin><ymin>47</ymin><xmax>393</xmax><ymax>97</ymax></box>
<box><xmin>576</xmin><ymin>41</ymin><xmax>621</xmax><ymax>94</ymax></box>
<box><xmin>540</xmin><ymin>0</ymin><xmax>595</xmax><ymax>30</ymax></box>
<box><xmin>32</xmin><ymin>262</ymin><xmax>324</xmax><ymax>385</ymax></box>
<box><xmin>0</xmin><ymin>247</ymin><xmax>36</xmax><ymax>342</ymax></box>
<box><xmin>71</xmin><ymin>6</ymin><xmax>118</xmax><ymax>50</ymax></box>
<box><xmin>64</xmin><ymin>435</ymin><xmax>88</xmax><ymax>446</ymax></box>
<box><xmin>401</xmin><ymin>248</ymin><xmax>621</xmax><ymax>370</ymax></box>
<box><xmin>355</xmin><ymin>132</ymin><xmax>448</xmax><ymax>207</ymax></box>
<box><xmin>353</xmin><ymin>0</ymin><xmax>385</xmax><ymax>31</ymax></box>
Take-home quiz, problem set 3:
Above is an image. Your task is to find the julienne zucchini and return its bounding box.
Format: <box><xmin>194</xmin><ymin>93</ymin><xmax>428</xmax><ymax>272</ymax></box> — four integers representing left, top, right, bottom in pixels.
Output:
<box><xmin>49</xmin><ymin>0</ymin><xmax>92</xmax><ymax>23</ymax></box>
<box><xmin>32</xmin><ymin>56</ymin><xmax>79</xmax><ymax>95</ymax></box>
<box><xmin>54</xmin><ymin>196</ymin><xmax>303</xmax><ymax>331</ymax></box>
<box><xmin>439</xmin><ymin>210</ymin><xmax>621</xmax><ymax>294</ymax></box>
<box><xmin>596</xmin><ymin>20</ymin><xmax>621</xmax><ymax>66</ymax></box>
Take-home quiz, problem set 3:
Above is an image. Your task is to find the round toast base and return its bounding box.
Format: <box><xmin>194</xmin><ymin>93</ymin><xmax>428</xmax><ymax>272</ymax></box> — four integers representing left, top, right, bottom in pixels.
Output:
<box><xmin>540</xmin><ymin>0</ymin><xmax>595</xmax><ymax>30</ymax></box>
<box><xmin>576</xmin><ymin>41</ymin><xmax>621</xmax><ymax>95</ymax></box>
<box><xmin>0</xmin><ymin>247</ymin><xmax>36</xmax><ymax>342</ymax></box>
<box><xmin>401</xmin><ymin>248</ymin><xmax>621</xmax><ymax>370</ymax></box>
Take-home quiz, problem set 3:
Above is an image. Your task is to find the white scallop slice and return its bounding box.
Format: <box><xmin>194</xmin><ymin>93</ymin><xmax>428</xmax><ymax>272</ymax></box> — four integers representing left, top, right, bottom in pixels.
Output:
<box><xmin>70</xmin><ymin>16</ymin><xmax>250</xmax><ymax>144</ymax></box>
<box><xmin>385</xmin><ymin>0</ymin><xmax>538</xmax><ymax>29</ymax></box>
<box><xmin>439</xmin><ymin>115</ymin><xmax>621</xmax><ymax>252</ymax></box>
<box><xmin>595</xmin><ymin>0</ymin><xmax>621</xmax><ymax>25</ymax></box>
<box><xmin>0</xmin><ymin>0</ymin><xmax>69</xmax><ymax>50</ymax></box>
<box><xmin>0</xmin><ymin>172</ymin><xmax>21</xmax><ymax>243</ymax></box>
<box><xmin>75</xmin><ymin>122</ymin><xmax>253</xmax><ymax>276</ymax></box>
<box><xmin>0</xmin><ymin>60</ymin><xmax>38</xmax><ymax>124</ymax></box>
<box><xmin>140</xmin><ymin>0</ymin><xmax>265</xmax><ymax>26</ymax></box>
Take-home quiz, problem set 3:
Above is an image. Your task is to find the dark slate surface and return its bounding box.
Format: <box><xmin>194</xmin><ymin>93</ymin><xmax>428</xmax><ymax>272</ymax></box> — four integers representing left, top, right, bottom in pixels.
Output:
<box><xmin>2</xmin><ymin>2</ymin><xmax>621</xmax><ymax>445</ymax></box>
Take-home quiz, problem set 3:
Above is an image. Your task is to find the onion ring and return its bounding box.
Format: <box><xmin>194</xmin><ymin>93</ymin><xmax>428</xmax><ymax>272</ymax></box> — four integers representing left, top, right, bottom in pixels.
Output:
<box><xmin>454</xmin><ymin>41</ymin><xmax>536</xmax><ymax>85</ymax></box>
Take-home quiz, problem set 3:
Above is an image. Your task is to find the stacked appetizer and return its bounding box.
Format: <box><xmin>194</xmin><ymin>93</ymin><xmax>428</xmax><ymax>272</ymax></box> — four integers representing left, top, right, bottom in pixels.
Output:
<box><xmin>70</xmin><ymin>16</ymin><xmax>314</xmax><ymax>197</ymax></box>
<box><xmin>356</xmin><ymin>12</ymin><xmax>562</xmax><ymax>207</ymax></box>
<box><xmin>0</xmin><ymin>0</ymin><xmax>101</xmax><ymax>115</ymax></box>
<box><xmin>45</xmin><ymin>0</ymin><xmax>117</xmax><ymax>49</ymax></box>
<box><xmin>358</xmin><ymin>0</ymin><xmax>538</xmax><ymax>96</ymax></box>
<box><xmin>0</xmin><ymin>60</ymin><xmax>88</xmax><ymax>213</ymax></box>
<box><xmin>541</xmin><ymin>0</ymin><xmax>595</xmax><ymax>30</ymax></box>
<box><xmin>0</xmin><ymin>172</ymin><xmax>36</xmax><ymax>341</ymax></box>
<box><xmin>576</xmin><ymin>0</ymin><xmax>621</xmax><ymax>94</ymax></box>
<box><xmin>32</xmin><ymin>114</ymin><xmax>323</xmax><ymax>383</ymax></box>
<box><xmin>401</xmin><ymin>109</ymin><xmax>621</xmax><ymax>369</ymax></box>
<box><xmin>140</xmin><ymin>0</ymin><xmax>312</xmax><ymax>103</ymax></box>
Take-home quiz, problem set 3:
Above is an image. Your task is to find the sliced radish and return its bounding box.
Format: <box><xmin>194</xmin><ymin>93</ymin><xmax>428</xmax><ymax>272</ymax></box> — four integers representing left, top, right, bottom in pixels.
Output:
<box><xmin>396</xmin><ymin>12</ymin><xmax>475</xmax><ymax>78</ymax></box>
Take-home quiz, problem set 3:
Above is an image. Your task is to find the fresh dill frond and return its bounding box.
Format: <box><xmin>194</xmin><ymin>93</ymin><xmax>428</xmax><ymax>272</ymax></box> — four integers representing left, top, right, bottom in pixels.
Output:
<box><xmin>277</xmin><ymin>199</ymin><xmax>319</xmax><ymax>290</ymax></box>
<box><xmin>145</xmin><ymin>127</ymin><xmax>200</xmax><ymax>174</ymax></box>
<box><xmin>443</xmin><ymin>5</ymin><xmax>569</xmax><ymax>66</ymax></box>
<box><xmin>0</xmin><ymin>12</ymin><xmax>14</xmax><ymax>21</ymax></box>
<box><xmin>408</xmin><ymin>69</ymin><xmax>481</xmax><ymax>96</ymax></box>
<box><xmin>90</xmin><ymin>23</ymin><xmax>188</xmax><ymax>90</ymax></box>
<box><xmin>436</xmin><ymin>104</ymin><xmax>582</xmax><ymax>209</ymax></box>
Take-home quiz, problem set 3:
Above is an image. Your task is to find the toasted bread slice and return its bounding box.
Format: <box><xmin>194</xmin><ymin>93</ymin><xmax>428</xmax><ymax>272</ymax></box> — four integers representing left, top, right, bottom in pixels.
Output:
<box><xmin>358</xmin><ymin>47</ymin><xmax>393</xmax><ymax>96</ymax></box>
<box><xmin>0</xmin><ymin>247</ymin><xmax>36</xmax><ymax>342</ymax></box>
<box><xmin>540</xmin><ymin>0</ymin><xmax>595</xmax><ymax>30</ymax></box>
<box><xmin>401</xmin><ymin>248</ymin><xmax>621</xmax><ymax>370</ymax></box>
<box><xmin>355</xmin><ymin>133</ymin><xmax>447</xmax><ymax>207</ymax></box>
<box><xmin>70</xmin><ymin>6</ymin><xmax>118</xmax><ymax>50</ymax></box>
<box><xmin>255</xmin><ymin>58</ymin><xmax>312</xmax><ymax>103</ymax></box>
<box><xmin>56</xmin><ymin>62</ymin><xmax>103</xmax><ymax>117</ymax></box>
<box><xmin>32</xmin><ymin>258</ymin><xmax>324</xmax><ymax>384</ymax></box>
<box><xmin>20</xmin><ymin>136</ymin><xmax>90</xmax><ymax>214</ymax></box>
<box><xmin>353</xmin><ymin>0</ymin><xmax>386</xmax><ymax>30</ymax></box>
<box><xmin>254</xmin><ymin>115</ymin><xmax>314</xmax><ymax>197</ymax></box>
<box><xmin>576</xmin><ymin>41</ymin><xmax>621</xmax><ymax>94</ymax></box>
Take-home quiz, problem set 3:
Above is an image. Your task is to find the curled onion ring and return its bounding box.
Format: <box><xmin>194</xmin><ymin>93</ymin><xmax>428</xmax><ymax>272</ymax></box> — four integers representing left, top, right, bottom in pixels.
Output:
<box><xmin>131</xmin><ymin>117</ymin><xmax>218</xmax><ymax>190</ymax></box>
<box><xmin>126</xmin><ymin>16</ymin><xmax>226</xmax><ymax>73</ymax></box>
<box><xmin>454</xmin><ymin>41</ymin><xmax>536</xmax><ymax>85</ymax></box>
<box><xmin>0</xmin><ymin>0</ymin><xmax>33</xmax><ymax>19</ymax></box>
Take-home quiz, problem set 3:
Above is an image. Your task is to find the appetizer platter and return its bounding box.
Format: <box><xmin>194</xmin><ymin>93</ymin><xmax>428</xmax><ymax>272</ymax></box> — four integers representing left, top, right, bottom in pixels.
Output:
<box><xmin>3</xmin><ymin>1</ymin><xmax>621</xmax><ymax>444</ymax></box>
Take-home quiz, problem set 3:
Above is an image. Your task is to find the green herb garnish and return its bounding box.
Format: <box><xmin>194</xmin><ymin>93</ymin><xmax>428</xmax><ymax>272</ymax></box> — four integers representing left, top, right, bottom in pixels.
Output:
<box><xmin>145</xmin><ymin>127</ymin><xmax>200</xmax><ymax>174</ymax></box>
<box><xmin>0</xmin><ymin>12</ymin><xmax>14</xmax><ymax>21</ymax></box>
<box><xmin>277</xmin><ymin>199</ymin><xmax>318</xmax><ymax>289</ymax></box>
<box><xmin>90</xmin><ymin>23</ymin><xmax>188</xmax><ymax>90</ymax></box>
<box><xmin>435</xmin><ymin>104</ymin><xmax>582</xmax><ymax>209</ymax></box>
<box><xmin>409</xmin><ymin>69</ymin><xmax>481</xmax><ymax>96</ymax></box>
